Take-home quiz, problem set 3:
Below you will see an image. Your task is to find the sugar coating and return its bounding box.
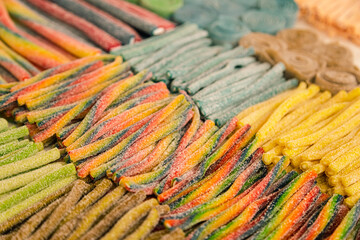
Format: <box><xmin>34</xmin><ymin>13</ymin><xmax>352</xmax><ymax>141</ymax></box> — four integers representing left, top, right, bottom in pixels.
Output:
<box><xmin>101</xmin><ymin>198</ymin><xmax>158</xmax><ymax>240</ymax></box>
<box><xmin>80</xmin><ymin>191</ymin><xmax>146</xmax><ymax>240</ymax></box>
<box><xmin>0</xmin><ymin>148</ymin><xmax>59</xmax><ymax>179</ymax></box>
<box><xmin>66</xmin><ymin>186</ymin><xmax>125</xmax><ymax>240</ymax></box>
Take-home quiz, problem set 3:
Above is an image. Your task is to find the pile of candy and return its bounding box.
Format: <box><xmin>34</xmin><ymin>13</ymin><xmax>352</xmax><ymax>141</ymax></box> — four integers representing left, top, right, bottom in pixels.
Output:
<box><xmin>188</xmin><ymin>63</ymin><xmax>298</xmax><ymax>126</ymax></box>
<box><xmin>30</xmin><ymin>0</ymin><xmax>176</xmax><ymax>39</ymax></box>
<box><xmin>54</xmin><ymin>0</ymin><xmax>175</xmax><ymax>36</ymax></box>
<box><xmin>173</xmin><ymin>0</ymin><xmax>298</xmax><ymax>45</ymax></box>
<box><xmin>1</xmin><ymin>112</ymin><xmax>360</xmax><ymax>239</ymax></box>
<box><xmin>0</xmin><ymin>4</ymin><xmax>359</xmax><ymax>236</ymax></box>
<box><xmin>239</xmin><ymin>29</ymin><xmax>360</xmax><ymax>94</ymax></box>
<box><xmin>0</xmin><ymin>120</ymin><xmax>187</xmax><ymax>239</ymax></box>
<box><xmin>113</xmin><ymin>24</ymin><xmax>300</xmax><ymax>125</ymax></box>
<box><xmin>1</xmin><ymin>178</ymin><xmax>184</xmax><ymax>240</ymax></box>
<box><xmin>1</xmin><ymin>124</ymin><xmax>360</xmax><ymax>240</ymax></box>
<box><xmin>232</xmin><ymin>81</ymin><xmax>360</xmax><ymax>206</ymax></box>
<box><xmin>0</xmin><ymin>0</ymin><xmax>175</xmax><ymax>83</ymax></box>
<box><xmin>296</xmin><ymin>0</ymin><xmax>360</xmax><ymax>46</ymax></box>
<box><xmin>0</xmin><ymin>119</ymin><xmax>78</xmax><ymax>229</ymax></box>
<box><xmin>0</xmin><ymin>55</ymin><xmax>220</xmax><ymax>198</ymax></box>
<box><xmin>112</xmin><ymin>23</ymin><xmax>214</xmax><ymax>83</ymax></box>
<box><xmin>162</xmin><ymin>157</ymin><xmax>346</xmax><ymax>240</ymax></box>
<box><xmin>0</xmin><ymin>0</ymin><xmax>101</xmax><ymax>74</ymax></box>
<box><xmin>0</xmin><ymin>55</ymin><xmax>141</xmax><ymax>144</ymax></box>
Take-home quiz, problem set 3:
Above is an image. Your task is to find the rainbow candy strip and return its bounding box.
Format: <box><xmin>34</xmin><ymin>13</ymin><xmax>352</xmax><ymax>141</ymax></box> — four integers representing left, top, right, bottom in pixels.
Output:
<box><xmin>208</xmin><ymin>192</ymin><xmax>279</xmax><ymax>240</ymax></box>
<box><xmin>118</xmin><ymin>132</ymin><xmax>180</xmax><ymax>178</ymax></box>
<box><xmin>0</xmin><ymin>48</ymin><xmax>31</xmax><ymax>81</ymax></box>
<box><xmin>176</xmin><ymin>123</ymin><xmax>251</xmax><ymax>196</ymax></box>
<box><xmin>0</xmin><ymin>0</ymin><xmax>72</xmax><ymax>62</ymax></box>
<box><xmin>33</xmin><ymin>96</ymin><xmax>97</xmax><ymax>142</ymax></box>
<box><xmin>17</xmin><ymin>61</ymin><xmax>104</xmax><ymax>106</ymax></box>
<box><xmin>89</xmin><ymin>111</ymin><xmax>193</xmax><ymax>181</ymax></box>
<box><xmin>27</xmin><ymin>0</ymin><xmax>122</xmax><ymax>51</ymax></box>
<box><xmin>300</xmin><ymin>194</ymin><xmax>344</xmax><ymax>240</ymax></box>
<box><xmin>90</xmin><ymin>90</ymin><xmax>170</xmax><ymax>142</ymax></box>
<box><xmin>68</xmin><ymin>95</ymin><xmax>184</xmax><ymax>161</ymax></box>
<box><xmin>156</xmin><ymin>122</ymin><xmax>219</xmax><ymax>195</ymax></box>
<box><xmin>12</xmin><ymin>55</ymin><xmax>115</xmax><ymax>91</ymax></box>
<box><xmin>225</xmin><ymin>186</ymin><xmax>320</xmax><ymax>240</ymax></box>
<box><xmin>107</xmin><ymin>104</ymin><xmax>192</xmax><ymax>176</ymax></box>
<box><xmin>17</xmin><ymin>58</ymin><xmax>121</xmax><ymax>106</ymax></box>
<box><xmin>68</xmin><ymin>98</ymin><xmax>169</xmax><ymax>151</ymax></box>
<box><xmin>171</xmin><ymin>148</ymin><xmax>264</xmax><ymax>212</ymax></box>
<box><xmin>183</xmin><ymin>157</ymin><xmax>285</xmax><ymax>237</ymax></box>
<box><xmin>329</xmin><ymin>199</ymin><xmax>360</xmax><ymax>240</ymax></box>
<box><xmin>158</xmin><ymin>141</ymin><xmax>254</xmax><ymax>205</ymax></box>
<box><xmin>0</xmin><ymin>58</ymin><xmax>105</xmax><ymax>110</ymax></box>
<box><xmin>253</xmin><ymin>183</ymin><xmax>318</xmax><ymax>239</ymax></box>
<box><xmin>186</xmin><ymin>166</ymin><xmax>316</xmax><ymax>240</ymax></box>
<box><xmin>0</xmin><ymin>40</ymin><xmax>39</xmax><ymax>76</ymax></box>
<box><xmin>68</xmin><ymin>113</ymin><xmax>155</xmax><ymax>163</ymax></box>
<box><xmin>4</xmin><ymin>0</ymin><xmax>101</xmax><ymax>57</ymax></box>
<box><xmin>162</xmin><ymin>148</ymin><xmax>265</xmax><ymax>229</ymax></box>
<box><xmin>76</xmin><ymin>98</ymin><xmax>192</xmax><ymax>178</ymax></box>
<box><xmin>63</xmin><ymin>70</ymin><xmax>148</xmax><ymax>147</ymax></box>
<box><xmin>177</xmin><ymin>91</ymin><xmax>201</xmax><ymax>151</ymax></box>
<box><xmin>111</xmin><ymin>132</ymin><xmax>179</xmax><ymax>182</ymax></box>
<box><xmin>24</xmin><ymin>66</ymin><xmax>127</xmax><ymax>110</ymax></box>
<box><xmin>0</xmin><ymin>23</ymin><xmax>68</xmax><ymax>69</ymax></box>
<box><xmin>120</xmin><ymin>110</ymin><xmax>203</xmax><ymax>193</ymax></box>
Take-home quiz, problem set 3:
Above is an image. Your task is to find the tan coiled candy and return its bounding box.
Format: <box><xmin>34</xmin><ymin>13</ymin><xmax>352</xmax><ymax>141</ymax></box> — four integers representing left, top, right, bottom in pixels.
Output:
<box><xmin>277</xmin><ymin>28</ymin><xmax>320</xmax><ymax>50</ymax></box>
<box><xmin>267</xmin><ymin>49</ymin><xmax>325</xmax><ymax>83</ymax></box>
<box><xmin>315</xmin><ymin>42</ymin><xmax>354</xmax><ymax>67</ymax></box>
<box><xmin>239</xmin><ymin>32</ymin><xmax>288</xmax><ymax>63</ymax></box>
<box><xmin>315</xmin><ymin>67</ymin><xmax>360</xmax><ymax>93</ymax></box>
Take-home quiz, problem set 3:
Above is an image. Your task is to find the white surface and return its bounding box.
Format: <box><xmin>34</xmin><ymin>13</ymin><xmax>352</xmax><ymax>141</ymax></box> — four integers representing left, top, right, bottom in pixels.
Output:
<box><xmin>294</xmin><ymin>19</ymin><xmax>360</xmax><ymax>68</ymax></box>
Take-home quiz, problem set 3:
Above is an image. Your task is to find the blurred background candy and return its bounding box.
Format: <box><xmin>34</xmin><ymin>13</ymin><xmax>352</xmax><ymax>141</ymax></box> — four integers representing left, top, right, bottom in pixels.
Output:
<box><xmin>170</xmin><ymin>0</ymin><xmax>298</xmax><ymax>46</ymax></box>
